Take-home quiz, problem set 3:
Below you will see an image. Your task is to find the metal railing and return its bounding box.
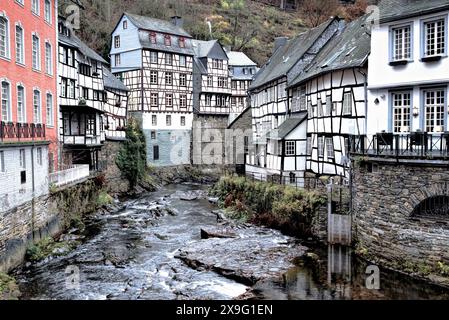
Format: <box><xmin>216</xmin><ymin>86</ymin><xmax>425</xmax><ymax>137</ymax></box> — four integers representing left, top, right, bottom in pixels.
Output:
<box><xmin>245</xmin><ymin>170</ymin><xmax>327</xmax><ymax>190</ymax></box>
<box><xmin>349</xmin><ymin>132</ymin><xmax>449</xmax><ymax>160</ymax></box>
<box><xmin>49</xmin><ymin>164</ymin><xmax>90</xmax><ymax>187</ymax></box>
<box><xmin>0</xmin><ymin>122</ymin><xmax>46</xmax><ymax>142</ymax></box>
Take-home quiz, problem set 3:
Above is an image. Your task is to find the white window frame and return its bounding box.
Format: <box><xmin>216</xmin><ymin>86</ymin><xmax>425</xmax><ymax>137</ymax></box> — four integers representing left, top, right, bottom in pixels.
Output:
<box><xmin>46</xmin><ymin>92</ymin><xmax>53</xmax><ymax>126</ymax></box>
<box><xmin>342</xmin><ymin>92</ymin><xmax>353</xmax><ymax>116</ymax></box>
<box><xmin>165</xmin><ymin>53</ymin><xmax>173</xmax><ymax>65</ymax></box>
<box><xmin>180</xmin><ymin>73</ymin><xmax>187</xmax><ymax>87</ymax></box>
<box><xmin>424</xmin><ymin>88</ymin><xmax>446</xmax><ymax>133</ymax></box>
<box><xmin>166</xmin><ymin>114</ymin><xmax>172</xmax><ymax>126</ymax></box>
<box><xmin>166</xmin><ymin>93</ymin><xmax>173</xmax><ymax>107</ymax></box>
<box><xmin>180</xmin><ymin>94</ymin><xmax>187</xmax><ymax>108</ymax></box>
<box><xmin>32</xmin><ymin>0</ymin><xmax>40</xmax><ymax>15</ymax></box>
<box><xmin>150</xmin><ymin>93</ymin><xmax>158</xmax><ymax>107</ymax></box>
<box><xmin>285</xmin><ymin>141</ymin><xmax>296</xmax><ymax>156</ymax></box>
<box><xmin>37</xmin><ymin>147</ymin><xmax>43</xmax><ymax>166</ymax></box>
<box><xmin>307</xmin><ymin>136</ymin><xmax>312</xmax><ymax>156</ymax></box>
<box><xmin>17</xmin><ymin>84</ymin><xmax>26</xmax><ymax>123</ymax></box>
<box><xmin>44</xmin><ymin>0</ymin><xmax>52</xmax><ymax>24</ymax></box>
<box><xmin>115</xmin><ymin>54</ymin><xmax>121</xmax><ymax>66</ymax></box>
<box><xmin>318</xmin><ymin>136</ymin><xmax>325</xmax><ymax>157</ymax></box>
<box><xmin>150</xmin><ymin>70</ymin><xmax>158</xmax><ymax>84</ymax></box>
<box><xmin>45</xmin><ymin>41</ymin><xmax>53</xmax><ymax>75</ymax></box>
<box><xmin>150</xmin><ymin>51</ymin><xmax>158</xmax><ymax>64</ymax></box>
<box><xmin>15</xmin><ymin>24</ymin><xmax>24</xmax><ymax>64</ymax></box>
<box><xmin>165</xmin><ymin>72</ymin><xmax>173</xmax><ymax>86</ymax></box>
<box><xmin>391</xmin><ymin>24</ymin><xmax>412</xmax><ymax>62</ymax></box>
<box><xmin>114</xmin><ymin>35</ymin><xmax>120</xmax><ymax>48</ymax></box>
<box><xmin>151</xmin><ymin>114</ymin><xmax>157</xmax><ymax>125</ymax></box>
<box><xmin>207</xmin><ymin>75</ymin><xmax>213</xmax><ymax>87</ymax></box>
<box><xmin>0</xmin><ymin>15</ymin><xmax>10</xmax><ymax>59</ymax></box>
<box><xmin>33</xmin><ymin>89</ymin><xmax>42</xmax><ymax>124</ymax></box>
<box><xmin>326</xmin><ymin>138</ymin><xmax>335</xmax><ymax>159</ymax></box>
<box><xmin>422</xmin><ymin>17</ymin><xmax>447</xmax><ymax>58</ymax></box>
<box><xmin>179</xmin><ymin>55</ymin><xmax>186</xmax><ymax>67</ymax></box>
<box><xmin>32</xmin><ymin>34</ymin><xmax>41</xmax><ymax>71</ymax></box>
<box><xmin>391</xmin><ymin>91</ymin><xmax>411</xmax><ymax>133</ymax></box>
<box><xmin>1</xmin><ymin>80</ymin><xmax>12</xmax><ymax>122</ymax></box>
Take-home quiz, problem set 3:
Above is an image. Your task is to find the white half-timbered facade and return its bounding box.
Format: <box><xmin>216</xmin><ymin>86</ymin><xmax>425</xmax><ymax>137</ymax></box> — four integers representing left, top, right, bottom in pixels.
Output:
<box><xmin>246</xmin><ymin>18</ymin><xmax>344</xmax><ymax>183</ymax></box>
<box><xmin>110</xmin><ymin>13</ymin><xmax>194</xmax><ymax>166</ymax></box>
<box><xmin>103</xmin><ymin>67</ymin><xmax>129</xmax><ymax>140</ymax></box>
<box><xmin>58</xmin><ymin>18</ymin><xmax>106</xmax><ymax>170</ymax></box>
<box><xmin>289</xmin><ymin>15</ymin><xmax>370</xmax><ymax>178</ymax></box>
<box><xmin>227</xmin><ymin>50</ymin><xmax>258</xmax><ymax>123</ymax></box>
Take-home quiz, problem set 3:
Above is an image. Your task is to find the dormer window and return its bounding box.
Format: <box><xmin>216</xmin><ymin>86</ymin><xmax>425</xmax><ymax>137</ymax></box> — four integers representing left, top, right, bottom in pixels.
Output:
<box><xmin>423</xmin><ymin>18</ymin><xmax>446</xmax><ymax>61</ymax></box>
<box><xmin>150</xmin><ymin>32</ymin><xmax>156</xmax><ymax>44</ymax></box>
<box><xmin>179</xmin><ymin>37</ymin><xmax>185</xmax><ymax>48</ymax></box>
<box><xmin>164</xmin><ymin>35</ymin><xmax>171</xmax><ymax>46</ymax></box>
<box><xmin>243</xmin><ymin>68</ymin><xmax>248</xmax><ymax>75</ymax></box>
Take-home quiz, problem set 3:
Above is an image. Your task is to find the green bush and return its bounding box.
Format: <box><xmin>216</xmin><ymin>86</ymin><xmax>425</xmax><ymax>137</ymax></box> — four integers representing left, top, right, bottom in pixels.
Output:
<box><xmin>97</xmin><ymin>191</ymin><xmax>113</xmax><ymax>207</ymax></box>
<box><xmin>0</xmin><ymin>273</ymin><xmax>20</xmax><ymax>300</ymax></box>
<box><xmin>211</xmin><ymin>176</ymin><xmax>326</xmax><ymax>237</ymax></box>
<box><xmin>26</xmin><ymin>237</ymin><xmax>77</xmax><ymax>263</ymax></box>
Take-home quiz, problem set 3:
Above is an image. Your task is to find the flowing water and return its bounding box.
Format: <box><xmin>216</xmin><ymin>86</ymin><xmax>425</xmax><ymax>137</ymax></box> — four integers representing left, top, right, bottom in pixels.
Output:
<box><xmin>15</xmin><ymin>184</ymin><xmax>449</xmax><ymax>300</ymax></box>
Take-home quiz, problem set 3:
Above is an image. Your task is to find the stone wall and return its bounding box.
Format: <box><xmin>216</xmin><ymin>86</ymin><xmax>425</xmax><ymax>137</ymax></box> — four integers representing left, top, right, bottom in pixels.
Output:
<box><xmin>99</xmin><ymin>140</ymin><xmax>129</xmax><ymax>194</ymax></box>
<box><xmin>0</xmin><ymin>179</ymin><xmax>101</xmax><ymax>273</ymax></box>
<box><xmin>353</xmin><ymin>159</ymin><xmax>449</xmax><ymax>277</ymax></box>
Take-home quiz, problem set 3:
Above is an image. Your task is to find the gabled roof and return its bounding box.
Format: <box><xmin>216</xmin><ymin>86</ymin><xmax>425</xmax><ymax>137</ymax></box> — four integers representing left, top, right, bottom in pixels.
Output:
<box><xmin>103</xmin><ymin>67</ymin><xmax>129</xmax><ymax>92</ymax></box>
<box><xmin>227</xmin><ymin>51</ymin><xmax>257</xmax><ymax>67</ymax></box>
<box><xmin>250</xmin><ymin>18</ymin><xmax>339</xmax><ymax>90</ymax></box>
<box><xmin>124</xmin><ymin>12</ymin><xmax>192</xmax><ymax>38</ymax></box>
<box><xmin>138</xmin><ymin>31</ymin><xmax>195</xmax><ymax>56</ymax></box>
<box><xmin>192</xmin><ymin>40</ymin><xmax>228</xmax><ymax>60</ymax></box>
<box><xmin>268</xmin><ymin>113</ymin><xmax>307</xmax><ymax>140</ymax></box>
<box><xmin>379</xmin><ymin>0</ymin><xmax>449</xmax><ymax>23</ymax></box>
<box><xmin>289</xmin><ymin>15</ymin><xmax>370</xmax><ymax>88</ymax></box>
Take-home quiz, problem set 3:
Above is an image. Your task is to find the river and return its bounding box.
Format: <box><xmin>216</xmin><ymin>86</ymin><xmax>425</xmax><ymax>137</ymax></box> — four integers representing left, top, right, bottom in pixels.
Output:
<box><xmin>14</xmin><ymin>184</ymin><xmax>449</xmax><ymax>300</ymax></box>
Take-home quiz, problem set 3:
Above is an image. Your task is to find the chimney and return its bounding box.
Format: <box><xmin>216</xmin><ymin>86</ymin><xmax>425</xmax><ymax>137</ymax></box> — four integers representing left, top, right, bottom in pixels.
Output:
<box><xmin>274</xmin><ymin>37</ymin><xmax>288</xmax><ymax>53</ymax></box>
<box><xmin>171</xmin><ymin>16</ymin><xmax>184</xmax><ymax>28</ymax></box>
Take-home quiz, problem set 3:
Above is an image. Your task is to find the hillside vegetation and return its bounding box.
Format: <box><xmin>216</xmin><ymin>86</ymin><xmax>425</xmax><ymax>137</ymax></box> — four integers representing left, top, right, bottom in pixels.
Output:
<box><xmin>60</xmin><ymin>0</ymin><xmax>369</xmax><ymax>66</ymax></box>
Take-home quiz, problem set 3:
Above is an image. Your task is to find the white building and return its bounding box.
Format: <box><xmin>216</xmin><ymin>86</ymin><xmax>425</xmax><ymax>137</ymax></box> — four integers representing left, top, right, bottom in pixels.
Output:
<box><xmin>366</xmin><ymin>0</ymin><xmax>449</xmax><ymax>154</ymax></box>
<box><xmin>110</xmin><ymin>13</ymin><xmax>194</xmax><ymax>167</ymax></box>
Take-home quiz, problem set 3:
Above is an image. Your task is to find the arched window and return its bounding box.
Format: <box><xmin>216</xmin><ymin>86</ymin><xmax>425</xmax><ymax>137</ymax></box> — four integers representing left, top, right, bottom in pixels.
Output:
<box><xmin>412</xmin><ymin>196</ymin><xmax>449</xmax><ymax>217</ymax></box>
<box><xmin>0</xmin><ymin>16</ymin><xmax>9</xmax><ymax>58</ymax></box>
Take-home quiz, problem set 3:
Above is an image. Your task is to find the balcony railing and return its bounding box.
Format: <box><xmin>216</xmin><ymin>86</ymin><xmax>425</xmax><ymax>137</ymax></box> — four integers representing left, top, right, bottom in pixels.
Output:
<box><xmin>0</xmin><ymin>122</ymin><xmax>46</xmax><ymax>142</ymax></box>
<box><xmin>349</xmin><ymin>132</ymin><xmax>449</xmax><ymax>160</ymax></box>
<box><xmin>49</xmin><ymin>164</ymin><xmax>90</xmax><ymax>187</ymax></box>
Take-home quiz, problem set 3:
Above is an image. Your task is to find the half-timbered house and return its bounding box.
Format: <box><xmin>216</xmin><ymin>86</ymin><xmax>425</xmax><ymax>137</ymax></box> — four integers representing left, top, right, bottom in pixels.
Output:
<box><xmin>288</xmin><ymin>15</ymin><xmax>370</xmax><ymax>178</ymax></box>
<box><xmin>110</xmin><ymin>13</ymin><xmax>194</xmax><ymax>166</ymax></box>
<box><xmin>103</xmin><ymin>67</ymin><xmax>128</xmax><ymax>141</ymax></box>
<box><xmin>227</xmin><ymin>50</ymin><xmax>258</xmax><ymax>123</ymax></box>
<box><xmin>58</xmin><ymin>17</ymin><xmax>106</xmax><ymax>170</ymax></box>
<box><xmin>246</xmin><ymin>18</ymin><xmax>344</xmax><ymax>184</ymax></box>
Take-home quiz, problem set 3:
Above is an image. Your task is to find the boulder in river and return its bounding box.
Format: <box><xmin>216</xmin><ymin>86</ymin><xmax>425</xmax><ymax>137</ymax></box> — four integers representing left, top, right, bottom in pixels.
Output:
<box><xmin>200</xmin><ymin>228</ymin><xmax>237</xmax><ymax>239</ymax></box>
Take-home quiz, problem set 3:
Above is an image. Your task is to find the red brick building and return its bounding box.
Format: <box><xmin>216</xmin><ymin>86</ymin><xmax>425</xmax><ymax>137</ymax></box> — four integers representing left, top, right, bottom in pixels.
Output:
<box><xmin>1</xmin><ymin>0</ymin><xmax>58</xmax><ymax>211</ymax></box>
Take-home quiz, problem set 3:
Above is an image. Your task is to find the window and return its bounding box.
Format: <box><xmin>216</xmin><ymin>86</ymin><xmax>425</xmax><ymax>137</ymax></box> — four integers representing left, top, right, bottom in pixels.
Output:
<box><xmin>32</xmin><ymin>0</ymin><xmax>39</xmax><ymax>15</ymax></box>
<box><xmin>86</xmin><ymin>114</ymin><xmax>95</xmax><ymax>135</ymax></box>
<box><xmin>17</xmin><ymin>85</ymin><xmax>25</xmax><ymax>123</ymax></box>
<box><xmin>32</xmin><ymin>35</ymin><xmax>40</xmax><ymax>70</ymax></box>
<box><xmin>150</xmin><ymin>32</ymin><xmax>157</xmax><ymax>44</ymax></box>
<box><xmin>45</xmin><ymin>42</ymin><xmax>52</xmax><ymax>75</ymax></box>
<box><xmin>392</xmin><ymin>25</ymin><xmax>411</xmax><ymax>61</ymax></box>
<box><xmin>205</xmin><ymin>95</ymin><xmax>211</xmax><ymax>106</ymax></box>
<box><xmin>123</xmin><ymin>20</ymin><xmax>128</xmax><ymax>29</ymax></box>
<box><xmin>216</xmin><ymin>95</ymin><xmax>222</xmax><ymax>107</ymax></box>
<box><xmin>317</xmin><ymin>99</ymin><xmax>323</xmax><ymax>117</ymax></box>
<box><xmin>165</xmin><ymin>72</ymin><xmax>173</xmax><ymax>85</ymax></box>
<box><xmin>207</xmin><ymin>76</ymin><xmax>213</xmax><ymax>87</ymax></box>
<box><xmin>82</xmin><ymin>87</ymin><xmax>89</xmax><ymax>99</ymax></box>
<box><xmin>1</xmin><ymin>81</ymin><xmax>11</xmax><ymax>122</ymax></box>
<box><xmin>179</xmin><ymin>55</ymin><xmax>186</xmax><ymax>67</ymax></box>
<box><xmin>68</xmin><ymin>79</ymin><xmax>75</xmax><ymax>98</ymax></box>
<box><xmin>15</xmin><ymin>25</ymin><xmax>24</xmax><ymax>64</ymax></box>
<box><xmin>299</xmin><ymin>86</ymin><xmax>306</xmax><ymax>111</ymax></box>
<box><xmin>218</xmin><ymin>77</ymin><xmax>227</xmax><ymax>88</ymax></box>
<box><xmin>231</xmin><ymin>81</ymin><xmax>237</xmax><ymax>90</ymax></box>
<box><xmin>114</xmin><ymin>35</ymin><xmax>120</xmax><ymax>48</ymax></box>
<box><xmin>153</xmin><ymin>145</ymin><xmax>159</xmax><ymax>160</ymax></box>
<box><xmin>166</xmin><ymin>114</ymin><xmax>172</xmax><ymax>126</ymax></box>
<box><xmin>164</xmin><ymin>35</ymin><xmax>171</xmax><ymax>46</ymax></box>
<box><xmin>79</xmin><ymin>63</ymin><xmax>91</xmax><ymax>76</ymax></box>
<box><xmin>392</xmin><ymin>92</ymin><xmax>411</xmax><ymax>133</ymax></box>
<box><xmin>0</xmin><ymin>151</ymin><xmax>4</xmax><ymax>173</ymax></box>
<box><xmin>179</xmin><ymin>37</ymin><xmax>185</xmax><ymax>48</ymax></box>
<box><xmin>150</xmin><ymin>51</ymin><xmax>158</xmax><ymax>64</ymax></box>
<box><xmin>423</xmin><ymin>19</ymin><xmax>446</xmax><ymax>57</ymax></box>
<box><xmin>152</xmin><ymin>114</ymin><xmax>157</xmax><ymax>126</ymax></box>
<box><xmin>44</xmin><ymin>0</ymin><xmax>51</xmax><ymax>23</ymax></box>
<box><xmin>166</xmin><ymin>94</ymin><xmax>173</xmax><ymax>107</ymax></box>
<box><xmin>424</xmin><ymin>89</ymin><xmax>445</xmax><ymax>132</ymax></box>
<box><xmin>115</xmin><ymin>54</ymin><xmax>121</xmax><ymax>66</ymax></box>
<box><xmin>150</xmin><ymin>93</ymin><xmax>158</xmax><ymax>107</ymax></box>
<box><xmin>231</xmin><ymin>97</ymin><xmax>236</xmax><ymax>106</ymax></box>
<box><xmin>20</xmin><ymin>149</ymin><xmax>26</xmax><ymax>169</ymax></box>
<box><xmin>318</xmin><ymin>137</ymin><xmax>325</xmax><ymax>157</ymax></box>
<box><xmin>61</xmin><ymin>78</ymin><xmax>67</xmax><ymax>97</ymax></box>
<box><xmin>342</xmin><ymin>92</ymin><xmax>353</xmax><ymax>115</ymax></box>
<box><xmin>213</xmin><ymin>59</ymin><xmax>223</xmax><ymax>69</ymax></box>
<box><xmin>33</xmin><ymin>90</ymin><xmax>41</xmax><ymax>123</ymax></box>
<box><xmin>151</xmin><ymin>131</ymin><xmax>156</xmax><ymax>140</ymax></box>
<box><xmin>150</xmin><ymin>71</ymin><xmax>158</xmax><ymax>84</ymax></box>
<box><xmin>307</xmin><ymin>137</ymin><xmax>312</xmax><ymax>156</ymax></box>
<box><xmin>285</xmin><ymin>141</ymin><xmax>296</xmax><ymax>156</ymax></box>
<box><xmin>0</xmin><ymin>17</ymin><xmax>9</xmax><ymax>58</ymax></box>
<box><xmin>180</xmin><ymin>73</ymin><xmax>187</xmax><ymax>87</ymax></box>
<box><xmin>326</xmin><ymin>96</ymin><xmax>332</xmax><ymax>116</ymax></box>
<box><xmin>326</xmin><ymin>138</ymin><xmax>334</xmax><ymax>159</ymax></box>
<box><xmin>181</xmin><ymin>116</ymin><xmax>186</xmax><ymax>126</ymax></box>
<box><xmin>180</xmin><ymin>94</ymin><xmax>187</xmax><ymax>108</ymax></box>
<box><xmin>165</xmin><ymin>53</ymin><xmax>173</xmax><ymax>65</ymax></box>
<box><xmin>37</xmin><ymin>147</ymin><xmax>43</xmax><ymax>166</ymax></box>
<box><xmin>46</xmin><ymin>93</ymin><xmax>53</xmax><ymax>126</ymax></box>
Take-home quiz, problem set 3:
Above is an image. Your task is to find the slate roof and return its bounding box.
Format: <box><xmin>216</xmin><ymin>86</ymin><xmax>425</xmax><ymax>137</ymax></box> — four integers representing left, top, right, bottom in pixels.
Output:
<box><xmin>227</xmin><ymin>51</ymin><xmax>257</xmax><ymax>67</ymax></box>
<box><xmin>379</xmin><ymin>0</ymin><xmax>449</xmax><ymax>23</ymax></box>
<box><xmin>250</xmin><ymin>18</ymin><xmax>338</xmax><ymax>90</ymax></box>
<box><xmin>192</xmin><ymin>40</ymin><xmax>218</xmax><ymax>58</ymax></box>
<box><xmin>103</xmin><ymin>67</ymin><xmax>129</xmax><ymax>92</ymax></box>
<box><xmin>268</xmin><ymin>113</ymin><xmax>307</xmax><ymax>140</ymax></box>
<box><xmin>138</xmin><ymin>31</ymin><xmax>195</xmax><ymax>56</ymax></box>
<box><xmin>125</xmin><ymin>13</ymin><xmax>192</xmax><ymax>38</ymax></box>
<box><xmin>289</xmin><ymin>15</ymin><xmax>370</xmax><ymax>88</ymax></box>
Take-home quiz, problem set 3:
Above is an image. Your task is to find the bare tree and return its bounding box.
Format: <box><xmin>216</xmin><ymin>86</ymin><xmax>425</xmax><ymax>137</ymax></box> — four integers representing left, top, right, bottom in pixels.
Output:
<box><xmin>299</xmin><ymin>0</ymin><xmax>339</xmax><ymax>27</ymax></box>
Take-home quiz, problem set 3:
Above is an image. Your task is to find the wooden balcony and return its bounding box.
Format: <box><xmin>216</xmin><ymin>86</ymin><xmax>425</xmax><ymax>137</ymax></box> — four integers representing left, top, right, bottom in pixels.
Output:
<box><xmin>0</xmin><ymin>122</ymin><xmax>46</xmax><ymax>143</ymax></box>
